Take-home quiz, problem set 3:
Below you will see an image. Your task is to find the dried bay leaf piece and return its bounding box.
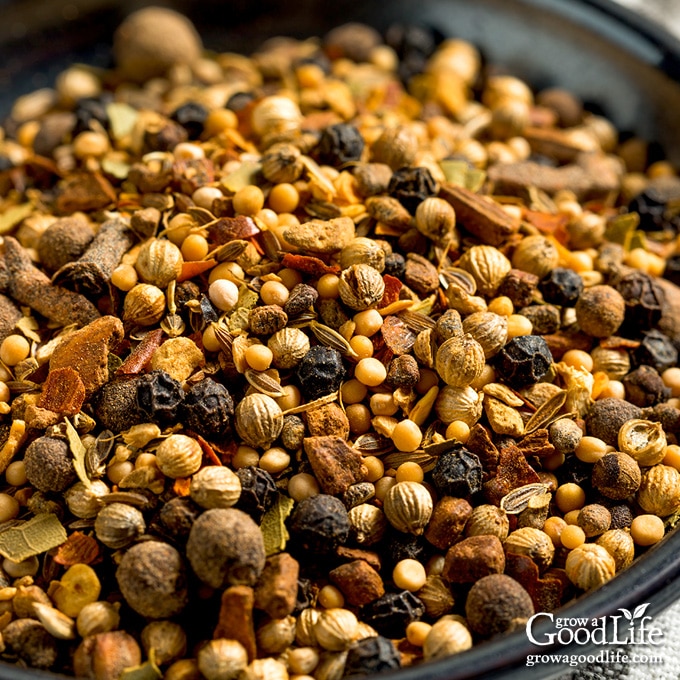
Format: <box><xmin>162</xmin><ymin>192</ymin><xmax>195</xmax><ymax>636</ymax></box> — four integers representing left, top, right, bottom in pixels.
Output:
<box><xmin>524</xmin><ymin>389</ymin><xmax>568</xmax><ymax>434</ymax></box>
<box><xmin>119</xmin><ymin>652</ymin><xmax>162</xmax><ymax>680</ymax></box>
<box><xmin>65</xmin><ymin>417</ymin><xmax>91</xmax><ymax>490</ymax></box>
<box><xmin>0</xmin><ymin>513</ymin><xmax>67</xmax><ymax>562</ymax></box>
<box><xmin>261</xmin><ymin>495</ymin><xmax>294</xmax><ymax>556</ymax></box>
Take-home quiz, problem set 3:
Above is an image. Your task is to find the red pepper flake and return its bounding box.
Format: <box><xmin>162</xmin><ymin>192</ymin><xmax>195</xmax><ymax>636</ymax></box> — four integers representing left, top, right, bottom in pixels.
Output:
<box><xmin>281</xmin><ymin>253</ymin><xmax>340</xmax><ymax>277</ymax></box>
<box><xmin>524</xmin><ymin>210</ymin><xmax>570</xmax><ymax>244</ymax></box>
<box><xmin>173</xmin><ymin>477</ymin><xmax>192</xmax><ymax>497</ymax></box>
<box><xmin>39</xmin><ymin>367</ymin><xmax>86</xmax><ymax>416</ymax></box>
<box><xmin>54</xmin><ymin>532</ymin><xmax>101</xmax><ymax>566</ymax></box>
<box><xmin>599</xmin><ymin>335</ymin><xmax>641</xmax><ymax>350</ymax></box>
<box><xmin>116</xmin><ymin>329</ymin><xmax>164</xmax><ymax>376</ymax></box>
<box><xmin>195</xmin><ymin>434</ymin><xmax>223</xmax><ymax>467</ymax></box>
<box><xmin>505</xmin><ymin>553</ymin><xmax>570</xmax><ymax>612</ymax></box>
<box><xmin>380</xmin><ymin>315</ymin><xmax>416</xmax><ymax>355</ymax></box>
<box><xmin>378</xmin><ymin>274</ymin><xmax>402</xmax><ymax>308</ymax></box>
<box><xmin>207</xmin><ymin>215</ymin><xmax>260</xmax><ymax>244</ymax></box>
<box><xmin>178</xmin><ymin>259</ymin><xmax>217</xmax><ymax>282</ymax></box>
<box><xmin>483</xmin><ymin>444</ymin><xmax>541</xmax><ymax>505</ymax></box>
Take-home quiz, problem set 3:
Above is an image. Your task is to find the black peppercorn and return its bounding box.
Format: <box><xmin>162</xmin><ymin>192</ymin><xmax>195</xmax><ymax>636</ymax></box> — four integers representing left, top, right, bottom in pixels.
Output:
<box><xmin>497</xmin><ymin>335</ymin><xmax>553</xmax><ymax>388</ymax></box>
<box><xmin>628</xmin><ymin>186</ymin><xmax>680</xmax><ymax>235</ymax></box>
<box><xmin>316</xmin><ymin>123</ymin><xmax>365</xmax><ymax>167</ymax></box>
<box><xmin>388</xmin><ymin>166</ymin><xmax>438</xmax><ymax>214</ymax></box>
<box><xmin>288</xmin><ymin>494</ymin><xmax>350</xmax><ymax>555</ymax></box>
<box><xmin>235</xmin><ymin>466</ymin><xmax>279</xmax><ymax>523</ymax></box>
<box><xmin>518</xmin><ymin>305</ymin><xmax>561</xmax><ymax>335</ymax></box>
<box><xmin>156</xmin><ymin>497</ymin><xmax>201</xmax><ymax>544</ymax></box>
<box><xmin>360</xmin><ymin>590</ymin><xmax>425</xmax><ymax>638</ymax></box>
<box><xmin>585</xmin><ymin>398</ymin><xmax>642</xmax><ymax>446</ymax></box>
<box><xmin>136</xmin><ymin>370</ymin><xmax>184</xmax><ymax>426</ymax></box>
<box><xmin>608</xmin><ymin>504</ymin><xmax>634</xmax><ymax>529</ymax></box>
<box><xmin>539</xmin><ymin>267</ymin><xmax>583</xmax><ymax>306</ymax></box>
<box><xmin>343</xmin><ymin>635</ymin><xmax>401</xmax><ymax>676</ymax></box>
<box><xmin>170</xmin><ymin>101</ymin><xmax>209</xmax><ymax>139</ymax></box>
<box><xmin>182</xmin><ymin>378</ymin><xmax>234</xmax><ymax>439</ymax></box>
<box><xmin>632</xmin><ymin>329</ymin><xmax>678</xmax><ymax>372</ymax></box>
<box><xmin>93</xmin><ymin>378</ymin><xmax>144</xmax><ymax>432</ymax></box>
<box><xmin>73</xmin><ymin>95</ymin><xmax>112</xmax><ymax>137</ymax></box>
<box><xmin>226</xmin><ymin>91</ymin><xmax>256</xmax><ymax>112</ymax></box>
<box><xmin>385</xmin><ymin>23</ymin><xmax>440</xmax><ymax>83</ymax></box>
<box><xmin>24</xmin><ymin>436</ymin><xmax>77</xmax><ymax>493</ymax></box>
<box><xmin>431</xmin><ymin>447</ymin><xmax>483</xmax><ymax>498</ymax></box>
<box><xmin>296</xmin><ymin>346</ymin><xmax>346</xmax><ymax>400</ymax></box>
<box><xmin>283</xmin><ymin>283</ymin><xmax>319</xmax><ymax>318</ymax></box>
<box><xmin>560</xmin><ymin>454</ymin><xmax>593</xmax><ymax>488</ymax></box>
<box><xmin>622</xmin><ymin>365</ymin><xmax>670</xmax><ymax>407</ymax></box>
<box><xmin>613</xmin><ymin>270</ymin><xmax>665</xmax><ymax>332</ymax></box>
<box><xmin>293</xmin><ymin>577</ymin><xmax>316</xmax><ymax>616</ymax></box>
<box><xmin>383</xmin><ymin>528</ymin><xmax>430</xmax><ymax>569</ymax></box>
<box><xmin>383</xmin><ymin>252</ymin><xmax>406</xmax><ymax>278</ymax></box>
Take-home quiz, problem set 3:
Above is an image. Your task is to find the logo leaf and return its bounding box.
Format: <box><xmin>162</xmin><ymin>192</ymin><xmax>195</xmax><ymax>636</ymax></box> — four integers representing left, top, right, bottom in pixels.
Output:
<box><xmin>633</xmin><ymin>603</ymin><xmax>650</xmax><ymax>619</ymax></box>
<box><xmin>618</xmin><ymin>608</ymin><xmax>633</xmax><ymax>620</ymax></box>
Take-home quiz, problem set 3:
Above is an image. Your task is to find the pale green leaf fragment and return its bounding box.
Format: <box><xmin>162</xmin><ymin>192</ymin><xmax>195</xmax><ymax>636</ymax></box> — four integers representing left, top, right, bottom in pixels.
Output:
<box><xmin>221</xmin><ymin>161</ymin><xmax>262</xmax><ymax>192</ymax></box>
<box><xmin>228</xmin><ymin>307</ymin><xmax>251</xmax><ymax>334</ymax></box>
<box><xmin>101</xmin><ymin>157</ymin><xmax>131</xmax><ymax>180</ymax></box>
<box><xmin>439</xmin><ymin>161</ymin><xmax>487</xmax><ymax>193</ymax></box>
<box><xmin>107</xmin><ymin>103</ymin><xmax>139</xmax><ymax>142</ymax></box>
<box><xmin>119</xmin><ymin>650</ymin><xmax>162</xmax><ymax>680</ymax></box>
<box><xmin>261</xmin><ymin>495</ymin><xmax>295</xmax><ymax>556</ymax></box>
<box><xmin>64</xmin><ymin>417</ymin><xmax>92</xmax><ymax>489</ymax></box>
<box><xmin>604</xmin><ymin>212</ymin><xmax>639</xmax><ymax>246</ymax></box>
<box><xmin>237</xmin><ymin>285</ymin><xmax>259</xmax><ymax>311</ymax></box>
<box><xmin>0</xmin><ymin>514</ymin><xmax>67</xmax><ymax>562</ymax></box>
<box><xmin>0</xmin><ymin>203</ymin><xmax>34</xmax><ymax>235</ymax></box>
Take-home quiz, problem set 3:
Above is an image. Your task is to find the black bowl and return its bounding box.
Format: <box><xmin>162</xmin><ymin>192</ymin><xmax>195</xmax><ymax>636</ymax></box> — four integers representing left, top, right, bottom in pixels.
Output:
<box><xmin>1</xmin><ymin>1</ymin><xmax>680</xmax><ymax>679</ymax></box>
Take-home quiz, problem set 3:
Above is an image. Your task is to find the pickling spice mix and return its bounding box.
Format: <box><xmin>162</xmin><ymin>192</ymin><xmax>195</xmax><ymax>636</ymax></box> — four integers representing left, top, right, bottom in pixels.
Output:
<box><xmin>0</xmin><ymin>5</ymin><xmax>679</xmax><ymax>679</ymax></box>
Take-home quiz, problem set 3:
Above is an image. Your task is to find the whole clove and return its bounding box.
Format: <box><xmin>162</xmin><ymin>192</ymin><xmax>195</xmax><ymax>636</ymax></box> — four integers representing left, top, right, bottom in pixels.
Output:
<box><xmin>53</xmin><ymin>217</ymin><xmax>135</xmax><ymax>296</ymax></box>
<box><xmin>3</xmin><ymin>236</ymin><xmax>99</xmax><ymax>327</ymax></box>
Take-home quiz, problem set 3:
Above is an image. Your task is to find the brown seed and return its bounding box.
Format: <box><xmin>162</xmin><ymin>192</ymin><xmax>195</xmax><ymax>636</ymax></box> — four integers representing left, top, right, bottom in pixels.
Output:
<box><xmin>329</xmin><ymin>559</ymin><xmax>385</xmax><ymax>607</ymax></box>
<box><xmin>443</xmin><ymin>535</ymin><xmax>506</xmax><ymax>583</ymax></box>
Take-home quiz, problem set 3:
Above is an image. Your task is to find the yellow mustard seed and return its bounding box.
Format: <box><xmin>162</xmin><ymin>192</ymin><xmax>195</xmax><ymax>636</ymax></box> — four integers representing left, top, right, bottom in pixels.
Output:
<box><xmin>181</xmin><ymin>233</ymin><xmax>209</xmax><ymax>261</ymax></box>
<box><xmin>317</xmin><ymin>585</ymin><xmax>344</xmax><ymax>609</ymax></box>
<box><xmin>260</xmin><ymin>280</ymin><xmax>290</xmax><ymax>306</ymax></box>
<box><xmin>662</xmin><ymin>444</ymin><xmax>680</xmax><ymax>471</ymax></box>
<box><xmin>392</xmin><ymin>420</ymin><xmax>423</xmax><ymax>452</ymax></box>
<box><xmin>268</xmin><ymin>183</ymin><xmax>300</xmax><ymax>213</ymax></box>
<box><xmin>288</xmin><ymin>473</ymin><xmax>320</xmax><ymax>502</ymax></box>
<box><xmin>350</xmin><ymin>335</ymin><xmax>374</xmax><ymax>359</ymax></box>
<box><xmin>560</xmin><ymin>525</ymin><xmax>586</xmax><ymax>549</ymax></box>
<box><xmin>506</xmin><ymin>314</ymin><xmax>533</xmax><ymax>338</ymax></box>
<box><xmin>245</xmin><ymin>344</ymin><xmax>274</xmax><ymax>372</ymax></box>
<box><xmin>393</xmin><ymin>558</ymin><xmax>427</xmax><ymax>591</ymax></box>
<box><xmin>562</xmin><ymin>349</ymin><xmax>594</xmax><ymax>372</ymax></box>
<box><xmin>370</xmin><ymin>393</ymin><xmax>398</xmax><ymax>417</ymax></box>
<box><xmin>355</xmin><ymin>358</ymin><xmax>387</xmax><ymax>387</ymax></box>
<box><xmin>395</xmin><ymin>462</ymin><xmax>425</xmax><ymax>484</ymax></box>
<box><xmin>353</xmin><ymin>309</ymin><xmax>384</xmax><ymax>337</ymax></box>
<box><xmin>445</xmin><ymin>420</ymin><xmax>471</xmax><ymax>443</ymax></box>
<box><xmin>0</xmin><ymin>335</ymin><xmax>30</xmax><ymax>367</ymax></box>
<box><xmin>487</xmin><ymin>295</ymin><xmax>514</xmax><ymax>316</ymax></box>
<box><xmin>630</xmin><ymin>514</ymin><xmax>665</xmax><ymax>546</ymax></box>
<box><xmin>346</xmin><ymin>404</ymin><xmax>372</xmax><ymax>434</ymax></box>
<box><xmin>316</xmin><ymin>273</ymin><xmax>341</xmax><ymax>299</ymax></box>
<box><xmin>575</xmin><ymin>436</ymin><xmax>608</xmax><ymax>464</ymax></box>
<box><xmin>233</xmin><ymin>185</ymin><xmax>265</xmax><ymax>215</ymax></box>
<box><xmin>363</xmin><ymin>456</ymin><xmax>385</xmax><ymax>483</ymax></box>
<box><xmin>341</xmin><ymin>379</ymin><xmax>368</xmax><ymax>405</ymax></box>
<box><xmin>555</xmin><ymin>483</ymin><xmax>586</xmax><ymax>513</ymax></box>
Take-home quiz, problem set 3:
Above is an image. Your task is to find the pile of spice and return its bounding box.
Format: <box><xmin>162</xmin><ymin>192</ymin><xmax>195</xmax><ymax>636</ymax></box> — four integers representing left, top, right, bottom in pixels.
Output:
<box><xmin>0</xmin><ymin>5</ymin><xmax>680</xmax><ymax>678</ymax></box>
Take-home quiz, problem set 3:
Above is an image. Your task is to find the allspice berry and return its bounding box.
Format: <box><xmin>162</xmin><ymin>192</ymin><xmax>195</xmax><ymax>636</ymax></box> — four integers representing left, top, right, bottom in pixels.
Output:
<box><xmin>186</xmin><ymin>508</ymin><xmax>265</xmax><ymax>588</ymax></box>
<box><xmin>591</xmin><ymin>451</ymin><xmax>641</xmax><ymax>500</ymax></box>
<box><xmin>443</xmin><ymin>535</ymin><xmax>505</xmax><ymax>583</ymax></box>
<box><xmin>575</xmin><ymin>285</ymin><xmax>625</xmax><ymax>338</ymax></box>
<box><xmin>116</xmin><ymin>541</ymin><xmax>188</xmax><ymax>619</ymax></box>
<box><xmin>577</xmin><ymin>504</ymin><xmax>611</xmax><ymax>537</ymax></box>
<box><xmin>465</xmin><ymin>574</ymin><xmax>534</xmax><ymax>636</ymax></box>
<box><xmin>24</xmin><ymin>436</ymin><xmax>77</xmax><ymax>493</ymax></box>
<box><xmin>113</xmin><ymin>7</ymin><xmax>203</xmax><ymax>82</ymax></box>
